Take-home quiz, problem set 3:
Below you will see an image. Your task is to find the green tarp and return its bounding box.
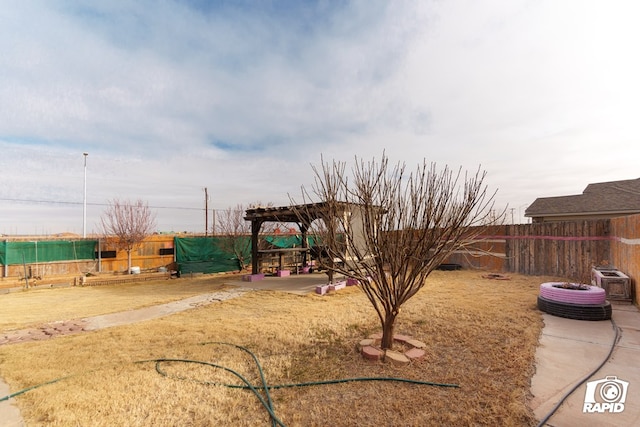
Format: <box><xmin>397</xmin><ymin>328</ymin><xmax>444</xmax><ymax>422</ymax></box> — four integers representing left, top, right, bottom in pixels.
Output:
<box><xmin>174</xmin><ymin>235</ymin><xmax>317</xmax><ymax>274</ymax></box>
<box><xmin>0</xmin><ymin>240</ymin><xmax>97</xmax><ymax>265</ymax></box>
<box><xmin>175</xmin><ymin>236</ymin><xmax>251</xmax><ymax>274</ymax></box>
<box><xmin>264</xmin><ymin>235</ymin><xmax>317</xmax><ymax>248</ymax></box>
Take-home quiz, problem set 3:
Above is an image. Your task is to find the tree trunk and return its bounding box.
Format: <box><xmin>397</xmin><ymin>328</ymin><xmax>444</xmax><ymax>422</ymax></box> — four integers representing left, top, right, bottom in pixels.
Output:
<box><xmin>380</xmin><ymin>312</ymin><xmax>397</xmax><ymax>350</ymax></box>
<box><xmin>127</xmin><ymin>250</ymin><xmax>132</xmax><ymax>274</ymax></box>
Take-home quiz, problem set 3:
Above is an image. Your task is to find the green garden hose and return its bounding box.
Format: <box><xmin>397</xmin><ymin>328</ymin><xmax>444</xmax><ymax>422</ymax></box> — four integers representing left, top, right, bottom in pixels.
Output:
<box><xmin>1</xmin><ymin>341</ymin><xmax>459</xmax><ymax>426</ymax></box>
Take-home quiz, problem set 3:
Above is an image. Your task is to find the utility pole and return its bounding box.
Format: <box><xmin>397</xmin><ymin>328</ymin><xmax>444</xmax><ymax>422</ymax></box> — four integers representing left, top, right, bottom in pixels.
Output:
<box><xmin>204</xmin><ymin>187</ymin><xmax>209</xmax><ymax>236</ymax></box>
<box><xmin>83</xmin><ymin>152</ymin><xmax>88</xmax><ymax>238</ymax></box>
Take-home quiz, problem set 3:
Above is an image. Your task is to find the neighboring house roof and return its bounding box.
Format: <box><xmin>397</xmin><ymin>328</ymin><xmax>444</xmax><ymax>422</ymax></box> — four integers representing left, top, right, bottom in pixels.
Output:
<box><xmin>525</xmin><ymin>178</ymin><xmax>640</xmax><ymax>219</ymax></box>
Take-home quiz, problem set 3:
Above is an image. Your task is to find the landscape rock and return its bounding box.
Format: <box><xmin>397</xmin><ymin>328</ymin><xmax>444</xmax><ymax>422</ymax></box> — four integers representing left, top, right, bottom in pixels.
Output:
<box><xmin>405</xmin><ymin>347</ymin><xmax>427</xmax><ymax>360</ymax></box>
<box><xmin>384</xmin><ymin>350</ymin><xmax>410</xmax><ymax>366</ymax></box>
<box><xmin>361</xmin><ymin>346</ymin><xmax>383</xmax><ymax>361</ymax></box>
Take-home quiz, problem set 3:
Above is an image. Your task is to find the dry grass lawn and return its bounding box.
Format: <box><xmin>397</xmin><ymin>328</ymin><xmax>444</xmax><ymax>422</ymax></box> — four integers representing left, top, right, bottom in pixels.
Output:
<box><xmin>0</xmin><ymin>275</ymin><xmax>234</xmax><ymax>330</ymax></box>
<box><xmin>0</xmin><ymin>270</ymin><xmax>562</xmax><ymax>426</ymax></box>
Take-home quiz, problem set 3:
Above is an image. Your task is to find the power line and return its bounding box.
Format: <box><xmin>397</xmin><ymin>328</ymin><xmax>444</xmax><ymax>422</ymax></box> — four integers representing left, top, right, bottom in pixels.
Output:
<box><xmin>0</xmin><ymin>197</ymin><xmax>204</xmax><ymax>211</ymax></box>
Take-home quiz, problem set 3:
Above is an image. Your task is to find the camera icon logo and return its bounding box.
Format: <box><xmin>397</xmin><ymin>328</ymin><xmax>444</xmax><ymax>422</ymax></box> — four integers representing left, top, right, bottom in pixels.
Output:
<box><xmin>583</xmin><ymin>376</ymin><xmax>629</xmax><ymax>413</ymax></box>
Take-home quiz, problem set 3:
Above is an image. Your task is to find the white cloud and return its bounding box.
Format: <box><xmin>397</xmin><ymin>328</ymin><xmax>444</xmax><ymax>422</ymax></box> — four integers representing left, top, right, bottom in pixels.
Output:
<box><xmin>1</xmin><ymin>0</ymin><xmax>640</xmax><ymax>233</ymax></box>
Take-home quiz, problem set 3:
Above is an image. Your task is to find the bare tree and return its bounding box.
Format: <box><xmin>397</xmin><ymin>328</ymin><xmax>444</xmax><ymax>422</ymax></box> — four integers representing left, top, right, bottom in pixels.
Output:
<box><xmin>217</xmin><ymin>204</ymin><xmax>252</xmax><ymax>271</ymax></box>
<box><xmin>100</xmin><ymin>199</ymin><xmax>157</xmax><ymax>274</ymax></box>
<box><xmin>217</xmin><ymin>202</ymin><xmax>283</xmax><ymax>271</ymax></box>
<box><xmin>295</xmin><ymin>154</ymin><xmax>498</xmax><ymax>350</ymax></box>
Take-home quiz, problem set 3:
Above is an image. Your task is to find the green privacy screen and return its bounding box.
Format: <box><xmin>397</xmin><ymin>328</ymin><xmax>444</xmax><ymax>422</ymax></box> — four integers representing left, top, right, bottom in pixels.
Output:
<box><xmin>0</xmin><ymin>240</ymin><xmax>97</xmax><ymax>265</ymax></box>
<box><xmin>174</xmin><ymin>236</ymin><xmax>251</xmax><ymax>274</ymax></box>
<box><xmin>174</xmin><ymin>235</ymin><xmax>316</xmax><ymax>274</ymax></box>
<box><xmin>264</xmin><ymin>235</ymin><xmax>317</xmax><ymax>248</ymax></box>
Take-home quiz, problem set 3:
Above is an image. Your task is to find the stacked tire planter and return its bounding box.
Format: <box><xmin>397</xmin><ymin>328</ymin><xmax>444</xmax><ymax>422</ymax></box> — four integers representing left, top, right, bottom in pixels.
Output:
<box><xmin>537</xmin><ymin>282</ymin><xmax>612</xmax><ymax>321</ymax></box>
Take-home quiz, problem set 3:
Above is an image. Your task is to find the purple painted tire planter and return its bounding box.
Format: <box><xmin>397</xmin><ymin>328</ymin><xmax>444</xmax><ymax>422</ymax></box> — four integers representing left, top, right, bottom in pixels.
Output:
<box><xmin>539</xmin><ymin>282</ymin><xmax>606</xmax><ymax>305</ymax></box>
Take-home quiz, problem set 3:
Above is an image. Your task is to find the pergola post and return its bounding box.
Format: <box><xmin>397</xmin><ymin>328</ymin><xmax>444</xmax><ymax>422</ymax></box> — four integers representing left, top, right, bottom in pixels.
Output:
<box><xmin>300</xmin><ymin>222</ymin><xmax>309</xmax><ymax>267</ymax></box>
<box><xmin>250</xmin><ymin>218</ymin><xmax>262</xmax><ymax>275</ymax></box>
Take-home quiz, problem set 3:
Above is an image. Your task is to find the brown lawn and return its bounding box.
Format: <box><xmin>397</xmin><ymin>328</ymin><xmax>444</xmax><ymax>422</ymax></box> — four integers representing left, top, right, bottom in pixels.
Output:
<box><xmin>0</xmin><ymin>275</ymin><xmax>235</xmax><ymax>330</ymax></box>
<box><xmin>0</xmin><ymin>270</ymin><xmax>561</xmax><ymax>426</ymax></box>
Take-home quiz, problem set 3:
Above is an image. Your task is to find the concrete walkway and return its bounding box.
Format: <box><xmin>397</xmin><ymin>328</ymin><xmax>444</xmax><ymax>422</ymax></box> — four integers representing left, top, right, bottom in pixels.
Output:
<box><xmin>228</xmin><ymin>271</ymin><xmax>344</xmax><ymax>295</ymax></box>
<box><xmin>0</xmin><ymin>289</ymin><xmax>249</xmax><ymax>346</ymax></box>
<box><xmin>0</xmin><ymin>287</ymin><xmax>250</xmax><ymax>426</ymax></box>
<box><xmin>0</xmin><ymin>380</ymin><xmax>23</xmax><ymax>427</ymax></box>
<box><xmin>83</xmin><ymin>289</ymin><xmax>249</xmax><ymax>331</ymax></box>
<box><xmin>530</xmin><ymin>303</ymin><xmax>640</xmax><ymax>426</ymax></box>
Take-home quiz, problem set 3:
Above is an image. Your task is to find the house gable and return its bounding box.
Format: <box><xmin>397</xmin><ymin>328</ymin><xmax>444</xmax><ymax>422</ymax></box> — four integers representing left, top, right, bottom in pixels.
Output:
<box><xmin>525</xmin><ymin>178</ymin><xmax>640</xmax><ymax>222</ymax></box>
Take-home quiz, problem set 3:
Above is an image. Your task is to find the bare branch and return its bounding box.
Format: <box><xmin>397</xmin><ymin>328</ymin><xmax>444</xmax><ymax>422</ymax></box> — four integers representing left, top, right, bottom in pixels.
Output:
<box><xmin>217</xmin><ymin>204</ymin><xmax>252</xmax><ymax>271</ymax></box>
<box><xmin>295</xmin><ymin>153</ymin><xmax>500</xmax><ymax>350</ymax></box>
<box><xmin>99</xmin><ymin>199</ymin><xmax>157</xmax><ymax>274</ymax></box>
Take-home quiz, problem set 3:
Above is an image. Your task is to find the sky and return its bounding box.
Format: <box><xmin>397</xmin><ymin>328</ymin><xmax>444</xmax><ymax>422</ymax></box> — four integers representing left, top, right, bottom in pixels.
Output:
<box><xmin>1</xmin><ymin>0</ymin><xmax>639</xmax><ymax>235</ymax></box>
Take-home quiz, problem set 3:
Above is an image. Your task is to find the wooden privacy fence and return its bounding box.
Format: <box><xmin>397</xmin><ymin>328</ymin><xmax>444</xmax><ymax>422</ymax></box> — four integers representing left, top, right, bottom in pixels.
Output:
<box><xmin>504</xmin><ymin>220</ymin><xmax>611</xmax><ymax>280</ymax></box>
<box><xmin>445</xmin><ymin>216</ymin><xmax>640</xmax><ymax>302</ymax></box>
<box><xmin>448</xmin><ymin>220</ymin><xmax>612</xmax><ymax>280</ymax></box>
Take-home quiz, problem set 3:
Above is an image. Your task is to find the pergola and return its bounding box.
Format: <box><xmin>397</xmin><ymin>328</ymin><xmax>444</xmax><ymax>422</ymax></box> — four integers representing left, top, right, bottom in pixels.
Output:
<box><xmin>243</xmin><ymin>202</ymin><xmax>340</xmax><ymax>275</ymax></box>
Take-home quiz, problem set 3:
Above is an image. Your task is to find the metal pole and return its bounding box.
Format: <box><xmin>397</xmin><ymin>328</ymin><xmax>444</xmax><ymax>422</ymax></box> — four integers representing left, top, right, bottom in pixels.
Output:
<box><xmin>3</xmin><ymin>239</ymin><xmax>7</xmax><ymax>278</ymax></box>
<box><xmin>204</xmin><ymin>187</ymin><xmax>209</xmax><ymax>236</ymax></box>
<box><xmin>22</xmin><ymin>252</ymin><xmax>29</xmax><ymax>288</ymax></box>
<box><xmin>83</xmin><ymin>152</ymin><xmax>88</xmax><ymax>238</ymax></box>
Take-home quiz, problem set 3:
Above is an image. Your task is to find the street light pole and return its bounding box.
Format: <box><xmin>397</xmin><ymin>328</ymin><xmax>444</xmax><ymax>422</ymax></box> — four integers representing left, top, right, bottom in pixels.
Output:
<box><xmin>83</xmin><ymin>152</ymin><xmax>88</xmax><ymax>238</ymax></box>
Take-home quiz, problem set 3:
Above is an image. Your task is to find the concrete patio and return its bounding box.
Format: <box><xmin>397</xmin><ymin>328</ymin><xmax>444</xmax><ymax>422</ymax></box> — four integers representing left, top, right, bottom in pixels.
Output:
<box><xmin>531</xmin><ymin>303</ymin><xmax>640</xmax><ymax>426</ymax></box>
